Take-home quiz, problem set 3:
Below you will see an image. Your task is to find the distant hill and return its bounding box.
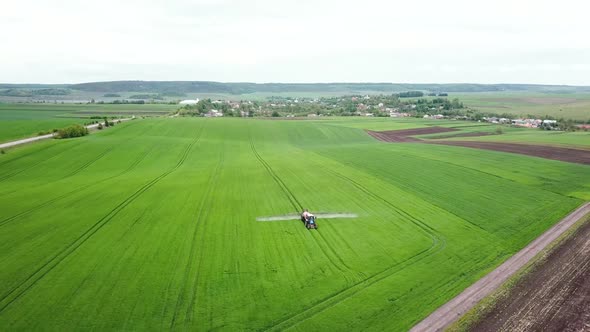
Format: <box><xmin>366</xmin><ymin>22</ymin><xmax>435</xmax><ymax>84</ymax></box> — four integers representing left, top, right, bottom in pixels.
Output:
<box><xmin>1</xmin><ymin>81</ymin><xmax>590</xmax><ymax>96</ymax></box>
<box><xmin>68</xmin><ymin>81</ymin><xmax>590</xmax><ymax>94</ymax></box>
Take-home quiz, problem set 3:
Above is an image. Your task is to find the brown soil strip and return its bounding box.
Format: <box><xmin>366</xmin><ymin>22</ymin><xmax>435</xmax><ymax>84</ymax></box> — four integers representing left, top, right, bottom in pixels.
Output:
<box><xmin>366</xmin><ymin>126</ymin><xmax>457</xmax><ymax>143</ymax></box>
<box><xmin>428</xmin><ymin>132</ymin><xmax>494</xmax><ymax>139</ymax></box>
<box><xmin>427</xmin><ymin>140</ymin><xmax>590</xmax><ymax>165</ymax></box>
<box><xmin>468</xmin><ymin>214</ymin><xmax>590</xmax><ymax>332</ymax></box>
<box><xmin>366</xmin><ymin>127</ymin><xmax>590</xmax><ymax>165</ymax></box>
<box><xmin>410</xmin><ymin>202</ymin><xmax>590</xmax><ymax>332</ymax></box>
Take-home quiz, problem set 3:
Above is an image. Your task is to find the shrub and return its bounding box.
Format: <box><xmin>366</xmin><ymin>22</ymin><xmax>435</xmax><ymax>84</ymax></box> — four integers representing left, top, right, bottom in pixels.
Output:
<box><xmin>56</xmin><ymin>124</ymin><xmax>89</xmax><ymax>139</ymax></box>
<box><xmin>495</xmin><ymin>127</ymin><xmax>503</xmax><ymax>134</ymax></box>
<box><xmin>97</xmin><ymin>123</ymin><xmax>103</xmax><ymax>130</ymax></box>
<box><xmin>1</xmin><ymin>149</ymin><xmax>5</xmax><ymax>154</ymax></box>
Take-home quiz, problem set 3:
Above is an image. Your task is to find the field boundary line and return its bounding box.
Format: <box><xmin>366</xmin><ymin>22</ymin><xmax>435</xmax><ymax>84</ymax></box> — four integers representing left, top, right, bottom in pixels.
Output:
<box><xmin>410</xmin><ymin>201</ymin><xmax>590</xmax><ymax>332</ymax></box>
<box><xmin>0</xmin><ymin>130</ymin><xmax>202</xmax><ymax>314</ymax></box>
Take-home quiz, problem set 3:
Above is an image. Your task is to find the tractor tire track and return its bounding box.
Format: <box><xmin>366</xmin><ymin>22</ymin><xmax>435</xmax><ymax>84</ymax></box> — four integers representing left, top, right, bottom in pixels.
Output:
<box><xmin>169</xmin><ymin>147</ymin><xmax>225</xmax><ymax>329</ymax></box>
<box><xmin>0</xmin><ymin>141</ymin><xmax>84</xmax><ymax>182</ymax></box>
<box><xmin>187</xmin><ymin>149</ymin><xmax>226</xmax><ymax>326</ymax></box>
<box><xmin>265</xmin><ymin>241</ymin><xmax>440</xmax><ymax>331</ymax></box>
<box><xmin>0</xmin><ymin>134</ymin><xmax>201</xmax><ymax>314</ymax></box>
<box><xmin>264</xmin><ymin>163</ymin><xmax>446</xmax><ymax>331</ymax></box>
<box><xmin>0</xmin><ymin>145</ymin><xmax>155</xmax><ymax>228</ymax></box>
<box><xmin>0</xmin><ymin>140</ymin><xmax>64</xmax><ymax>167</ymax></box>
<box><xmin>66</xmin><ymin>147</ymin><xmax>113</xmax><ymax>178</ymax></box>
<box><xmin>249</xmin><ymin>136</ymin><xmax>351</xmax><ymax>276</ymax></box>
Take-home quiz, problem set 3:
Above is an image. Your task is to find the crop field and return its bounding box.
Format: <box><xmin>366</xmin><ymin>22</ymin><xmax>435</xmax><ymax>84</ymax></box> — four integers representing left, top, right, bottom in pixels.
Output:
<box><xmin>0</xmin><ymin>104</ymin><xmax>176</xmax><ymax>143</ymax></box>
<box><xmin>0</xmin><ymin>118</ymin><xmax>589</xmax><ymax>330</ymax></box>
<box><xmin>456</xmin><ymin>92</ymin><xmax>590</xmax><ymax>121</ymax></box>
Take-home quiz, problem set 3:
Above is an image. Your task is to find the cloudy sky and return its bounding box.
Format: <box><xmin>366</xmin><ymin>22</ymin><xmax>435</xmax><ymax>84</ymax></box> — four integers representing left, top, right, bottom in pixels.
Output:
<box><xmin>2</xmin><ymin>0</ymin><xmax>589</xmax><ymax>84</ymax></box>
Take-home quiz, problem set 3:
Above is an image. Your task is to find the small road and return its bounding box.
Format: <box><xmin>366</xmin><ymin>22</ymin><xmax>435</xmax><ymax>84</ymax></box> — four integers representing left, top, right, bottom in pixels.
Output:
<box><xmin>410</xmin><ymin>202</ymin><xmax>590</xmax><ymax>332</ymax></box>
<box><xmin>0</xmin><ymin>118</ymin><xmax>134</xmax><ymax>150</ymax></box>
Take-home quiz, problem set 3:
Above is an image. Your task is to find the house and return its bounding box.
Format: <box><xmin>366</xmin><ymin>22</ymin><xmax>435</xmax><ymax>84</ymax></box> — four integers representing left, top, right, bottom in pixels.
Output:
<box><xmin>511</xmin><ymin>118</ymin><xmax>542</xmax><ymax>128</ymax></box>
<box><xmin>389</xmin><ymin>112</ymin><xmax>411</xmax><ymax>118</ymax></box>
<box><xmin>205</xmin><ymin>110</ymin><xmax>223</xmax><ymax>117</ymax></box>
<box><xmin>179</xmin><ymin>99</ymin><xmax>199</xmax><ymax>105</ymax></box>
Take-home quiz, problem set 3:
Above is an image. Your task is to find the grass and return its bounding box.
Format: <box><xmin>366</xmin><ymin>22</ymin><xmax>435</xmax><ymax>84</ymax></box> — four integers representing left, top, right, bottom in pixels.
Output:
<box><xmin>456</xmin><ymin>92</ymin><xmax>590</xmax><ymax>121</ymax></box>
<box><xmin>0</xmin><ymin>103</ymin><xmax>177</xmax><ymax>143</ymax></box>
<box><xmin>0</xmin><ymin>118</ymin><xmax>588</xmax><ymax>330</ymax></box>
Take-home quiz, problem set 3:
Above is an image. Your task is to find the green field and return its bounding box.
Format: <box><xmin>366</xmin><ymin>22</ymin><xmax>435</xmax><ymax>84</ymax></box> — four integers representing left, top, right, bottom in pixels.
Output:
<box><xmin>0</xmin><ymin>104</ymin><xmax>177</xmax><ymax>143</ymax></box>
<box><xmin>0</xmin><ymin>118</ymin><xmax>588</xmax><ymax>330</ymax></box>
<box><xmin>456</xmin><ymin>92</ymin><xmax>590</xmax><ymax>121</ymax></box>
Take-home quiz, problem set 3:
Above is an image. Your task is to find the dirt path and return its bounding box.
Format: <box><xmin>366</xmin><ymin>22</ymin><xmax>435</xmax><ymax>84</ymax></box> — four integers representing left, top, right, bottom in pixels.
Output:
<box><xmin>469</xmin><ymin>213</ymin><xmax>590</xmax><ymax>332</ymax></box>
<box><xmin>427</xmin><ymin>140</ymin><xmax>590</xmax><ymax>166</ymax></box>
<box><xmin>366</xmin><ymin>126</ymin><xmax>457</xmax><ymax>142</ymax></box>
<box><xmin>0</xmin><ymin>118</ymin><xmax>134</xmax><ymax>150</ymax></box>
<box><xmin>365</xmin><ymin>127</ymin><xmax>590</xmax><ymax>165</ymax></box>
<box><xmin>410</xmin><ymin>202</ymin><xmax>590</xmax><ymax>332</ymax></box>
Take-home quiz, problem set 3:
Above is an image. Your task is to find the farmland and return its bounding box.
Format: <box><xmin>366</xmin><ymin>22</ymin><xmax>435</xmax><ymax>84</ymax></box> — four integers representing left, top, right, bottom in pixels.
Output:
<box><xmin>0</xmin><ymin>118</ymin><xmax>589</xmax><ymax>330</ymax></box>
<box><xmin>456</xmin><ymin>92</ymin><xmax>590</xmax><ymax>121</ymax></box>
<box><xmin>0</xmin><ymin>103</ymin><xmax>176</xmax><ymax>143</ymax></box>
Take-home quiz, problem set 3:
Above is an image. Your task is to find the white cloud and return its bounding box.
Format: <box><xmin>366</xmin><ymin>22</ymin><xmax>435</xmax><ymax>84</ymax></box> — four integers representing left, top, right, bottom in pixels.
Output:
<box><xmin>1</xmin><ymin>0</ymin><xmax>590</xmax><ymax>84</ymax></box>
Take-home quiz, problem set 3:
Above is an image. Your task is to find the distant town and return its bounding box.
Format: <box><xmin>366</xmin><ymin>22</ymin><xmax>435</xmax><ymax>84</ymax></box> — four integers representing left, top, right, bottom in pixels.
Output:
<box><xmin>176</xmin><ymin>92</ymin><xmax>588</xmax><ymax>131</ymax></box>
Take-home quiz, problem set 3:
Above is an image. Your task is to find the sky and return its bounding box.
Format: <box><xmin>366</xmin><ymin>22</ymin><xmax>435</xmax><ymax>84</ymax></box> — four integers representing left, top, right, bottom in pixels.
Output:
<box><xmin>2</xmin><ymin>0</ymin><xmax>590</xmax><ymax>85</ymax></box>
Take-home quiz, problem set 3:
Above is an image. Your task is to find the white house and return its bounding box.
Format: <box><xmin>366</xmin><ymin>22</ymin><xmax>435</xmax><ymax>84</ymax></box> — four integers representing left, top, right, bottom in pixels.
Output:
<box><xmin>179</xmin><ymin>99</ymin><xmax>200</xmax><ymax>105</ymax></box>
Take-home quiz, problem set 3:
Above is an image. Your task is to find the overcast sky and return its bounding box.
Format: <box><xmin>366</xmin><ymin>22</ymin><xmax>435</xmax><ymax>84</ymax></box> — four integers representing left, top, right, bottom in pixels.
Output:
<box><xmin>2</xmin><ymin>0</ymin><xmax>589</xmax><ymax>84</ymax></box>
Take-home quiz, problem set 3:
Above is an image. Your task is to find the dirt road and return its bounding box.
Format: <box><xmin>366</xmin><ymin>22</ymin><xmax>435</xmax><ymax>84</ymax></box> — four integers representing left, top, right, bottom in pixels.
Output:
<box><xmin>469</xmin><ymin>213</ymin><xmax>590</xmax><ymax>331</ymax></box>
<box><xmin>366</xmin><ymin>127</ymin><xmax>590</xmax><ymax>165</ymax></box>
<box><xmin>410</xmin><ymin>202</ymin><xmax>590</xmax><ymax>332</ymax></box>
<box><xmin>427</xmin><ymin>140</ymin><xmax>590</xmax><ymax>166</ymax></box>
<box><xmin>0</xmin><ymin>118</ymin><xmax>133</xmax><ymax>150</ymax></box>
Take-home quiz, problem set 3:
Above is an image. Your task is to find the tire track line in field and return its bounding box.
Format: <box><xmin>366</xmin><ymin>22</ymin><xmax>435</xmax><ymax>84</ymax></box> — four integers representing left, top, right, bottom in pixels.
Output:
<box><xmin>0</xmin><ymin>134</ymin><xmax>202</xmax><ymax>314</ymax></box>
<box><xmin>0</xmin><ymin>125</ymin><xmax>159</xmax><ymax>199</ymax></box>
<box><xmin>66</xmin><ymin>147</ymin><xmax>113</xmax><ymax>177</ymax></box>
<box><xmin>264</xmin><ymin>163</ymin><xmax>446</xmax><ymax>331</ymax></box>
<box><xmin>0</xmin><ymin>141</ymin><xmax>64</xmax><ymax>167</ymax></box>
<box><xmin>249</xmin><ymin>136</ymin><xmax>351</xmax><ymax>277</ymax></box>
<box><xmin>0</xmin><ymin>145</ymin><xmax>155</xmax><ymax>228</ymax></box>
<box><xmin>265</xmin><ymin>240</ymin><xmax>441</xmax><ymax>331</ymax></box>
<box><xmin>0</xmin><ymin>141</ymin><xmax>85</xmax><ymax>182</ymax></box>
<box><xmin>187</xmin><ymin>149</ymin><xmax>226</xmax><ymax>326</ymax></box>
<box><xmin>169</xmin><ymin>146</ymin><xmax>225</xmax><ymax>328</ymax></box>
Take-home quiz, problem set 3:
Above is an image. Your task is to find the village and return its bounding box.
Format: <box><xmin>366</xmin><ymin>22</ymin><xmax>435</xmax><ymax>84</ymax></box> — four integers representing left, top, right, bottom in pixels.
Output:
<box><xmin>176</xmin><ymin>92</ymin><xmax>588</xmax><ymax>131</ymax></box>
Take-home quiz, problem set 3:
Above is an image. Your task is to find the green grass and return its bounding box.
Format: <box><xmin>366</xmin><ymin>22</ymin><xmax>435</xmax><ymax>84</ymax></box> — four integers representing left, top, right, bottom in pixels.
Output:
<box><xmin>0</xmin><ymin>118</ymin><xmax>588</xmax><ymax>330</ymax></box>
<box><xmin>0</xmin><ymin>104</ymin><xmax>177</xmax><ymax>143</ymax></box>
<box><xmin>456</xmin><ymin>92</ymin><xmax>590</xmax><ymax>121</ymax></box>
